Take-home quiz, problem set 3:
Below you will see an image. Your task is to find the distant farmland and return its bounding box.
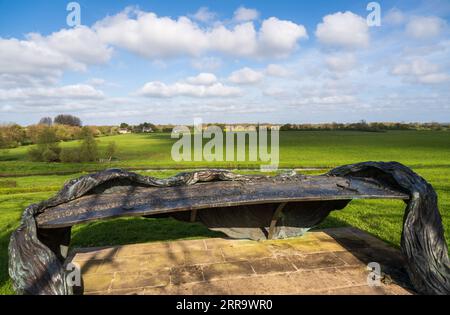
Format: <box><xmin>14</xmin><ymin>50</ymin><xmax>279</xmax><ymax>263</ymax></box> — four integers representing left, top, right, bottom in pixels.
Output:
<box><xmin>1</xmin><ymin>130</ymin><xmax>449</xmax><ymax>175</ymax></box>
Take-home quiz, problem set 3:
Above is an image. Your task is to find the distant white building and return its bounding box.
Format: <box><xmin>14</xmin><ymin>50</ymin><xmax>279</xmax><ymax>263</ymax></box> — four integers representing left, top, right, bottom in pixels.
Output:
<box><xmin>225</xmin><ymin>125</ymin><xmax>257</xmax><ymax>132</ymax></box>
<box><xmin>142</xmin><ymin>127</ymin><xmax>153</xmax><ymax>133</ymax></box>
<box><xmin>118</xmin><ymin>128</ymin><xmax>131</xmax><ymax>134</ymax></box>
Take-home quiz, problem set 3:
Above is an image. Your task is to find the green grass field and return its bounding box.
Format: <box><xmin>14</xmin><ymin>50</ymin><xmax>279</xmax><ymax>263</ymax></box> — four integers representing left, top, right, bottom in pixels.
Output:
<box><xmin>1</xmin><ymin>130</ymin><xmax>449</xmax><ymax>294</ymax></box>
<box><xmin>1</xmin><ymin>130</ymin><xmax>450</xmax><ymax>175</ymax></box>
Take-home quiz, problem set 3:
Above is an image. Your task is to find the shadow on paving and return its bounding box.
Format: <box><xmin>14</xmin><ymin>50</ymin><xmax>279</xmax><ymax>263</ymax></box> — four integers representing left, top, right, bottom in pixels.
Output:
<box><xmin>70</xmin><ymin>217</ymin><xmax>225</xmax><ymax>248</ymax></box>
<box><xmin>69</xmin><ymin>216</ymin><xmax>415</xmax><ymax>295</ymax></box>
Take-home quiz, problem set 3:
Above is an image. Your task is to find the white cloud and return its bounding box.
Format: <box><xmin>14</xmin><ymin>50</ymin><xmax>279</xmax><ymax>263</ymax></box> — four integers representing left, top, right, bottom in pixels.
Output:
<box><xmin>136</xmin><ymin>81</ymin><xmax>241</xmax><ymax>98</ymax></box>
<box><xmin>325</xmin><ymin>53</ymin><xmax>357</xmax><ymax>72</ymax></box>
<box><xmin>228</xmin><ymin>67</ymin><xmax>264</xmax><ymax>84</ymax></box>
<box><xmin>392</xmin><ymin>59</ymin><xmax>438</xmax><ymax>76</ymax></box>
<box><xmin>405</xmin><ymin>16</ymin><xmax>446</xmax><ymax>40</ymax></box>
<box><xmin>209</xmin><ymin>22</ymin><xmax>259</xmax><ymax>57</ymax></box>
<box><xmin>95</xmin><ymin>11</ymin><xmax>209</xmax><ymax>58</ymax></box>
<box><xmin>292</xmin><ymin>95</ymin><xmax>357</xmax><ymax>106</ymax></box>
<box><xmin>0</xmin><ymin>73</ymin><xmax>58</xmax><ymax>89</ymax></box>
<box><xmin>391</xmin><ymin>58</ymin><xmax>450</xmax><ymax>84</ymax></box>
<box><xmin>265</xmin><ymin>64</ymin><xmax>290</xmax><ymax>77</ymax></box>
<box><xmin>233</xmin><ymin>7</ymin><xmax>259</xmax><ymax>22</ymax></box>
<box><xmin>186</xmin><ymin>73</ymin><xmax>218</xmax><ymax>85</ymax></box>
<box><xmin>29</xmin><ymin>26</ymin><xmax>112</xmax><ymax>65</ymax></box>
<box><xmin>190</xmin><ymin>7</ymin><xmax>217</xmax><ymax>23</ymax></box>
<box><xmin>0</xmin><ymin>84</ymin><xmax>104</xmax><ymax>101</ymax></box>
<box><xmin>416</xmin><ymin>73</ymin><xmax>450</xmax><ymax>84</ymax></box>
<box><xmin>258</xmin><ymin>17</ymin><xmax>308</xmax><ymax>57</ymax></box>
<box><xmin>94</xmin><ymin>8</ymin><xmax>307</xmax><ymax>59</ymax></box>
<box><xmin>0</xmin><ymin>26</ymin><xmax>112</xmax><ymax>86</ymax></box>
<box><xmin>0</xmin><ymin>38</ymin><xmax>79</xmax><ymax>79</ymax></box>
<box><xmin>0</xmin><ymin>7</ymin><xmax>308</xmax><ymax>84</ymax></box>
<box><xmin>384</xmin><ymin>8</ymin><xmax>406</xmax><ymax>25</ymax></box>
<box><xmin>315</xmin><ymin>11</ymin><xmax>369</xmax><ymax>49</ymax></box>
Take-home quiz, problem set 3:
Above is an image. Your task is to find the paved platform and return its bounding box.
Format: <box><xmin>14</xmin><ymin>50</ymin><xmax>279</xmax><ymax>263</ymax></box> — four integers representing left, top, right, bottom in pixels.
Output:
<box><xmin>68</xmin><ymin>227</ymin><xmax>415</xmax><ymax>295</ymax></box>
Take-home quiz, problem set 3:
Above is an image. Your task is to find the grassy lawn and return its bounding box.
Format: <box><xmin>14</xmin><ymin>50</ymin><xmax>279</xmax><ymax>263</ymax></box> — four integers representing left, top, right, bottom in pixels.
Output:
<box><xmin>0</xmin><ymin>131</ymin><xmax>449</xmax><ymax>294</ymax></box>
<box><xmin>1</xmin><ymin>130</ymin><xmax>450</xmax><ymax>176</ymax></box>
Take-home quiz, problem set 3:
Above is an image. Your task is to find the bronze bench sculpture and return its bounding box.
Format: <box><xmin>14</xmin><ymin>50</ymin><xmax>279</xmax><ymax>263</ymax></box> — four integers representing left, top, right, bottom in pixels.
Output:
<box><xmin>8</xmin><ymin>161</ymin><xmax>450</xmax><ymax>295</ymax></box>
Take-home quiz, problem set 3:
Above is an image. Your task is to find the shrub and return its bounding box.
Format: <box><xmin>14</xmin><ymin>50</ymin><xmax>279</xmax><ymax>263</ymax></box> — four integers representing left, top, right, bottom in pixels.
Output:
<box><xmin>27</xmin><ymin>126</ymin><xmax>61</xmax><ymax>162</ymax></box>
<box><xmin>27</xmin><ymin>124</ymin><xmax>83</xmax><ymax>143</ymax></box>
<box><xmin>79</xmin><ymin>127</ymin><xmax>98</xmax><ymax>162</ymax></box>
<box><xmin>42</xmin><ymin>148</ymin><xmax>59</xmax><ymax>162</ymax></box>
<box><xmin>60</xmin><ymin>147</ymin><xmax>81</xmax><ymax>163</ymax></box>
<box><xmin>53</xmin><ymin>124</ymin><xmax>82</xmax><ymax>141</ymax></box>
<box><xmin>26</xmin><ymin>124</ymin><xmax>49</xmax><ymax>144</ymax></box>
<box><xmin>28</xmin><ymin>147</ymin><xmax>43</xmax><ymax>162</ymax></box>
<box><xmin>105</xmin><ymin>141</ymin><xmax>117</xmax><ymax>161</ymax></box>
<box><xmin>0</xmin><ymin>124</ymin><xmax>26</xmax><ymax>148</ymax></box>
<box><xmin>97</xmin><ymin>126</ymin><xmax>120</xmax><ymax>136</ymax></box>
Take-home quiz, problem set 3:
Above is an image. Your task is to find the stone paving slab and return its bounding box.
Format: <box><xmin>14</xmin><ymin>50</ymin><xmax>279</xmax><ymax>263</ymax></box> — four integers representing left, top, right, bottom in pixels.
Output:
<box><xmin>69</xmin><ymin>227</ymin><xmax>415</xmax><ymax>295</ymax></box>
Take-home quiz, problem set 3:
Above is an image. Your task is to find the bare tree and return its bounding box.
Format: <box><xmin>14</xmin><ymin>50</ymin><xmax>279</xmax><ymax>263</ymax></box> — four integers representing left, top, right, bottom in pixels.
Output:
<box><xmin>54</xmin><ymin>114</ymin><xmax>82</xmax><ymax>127</ymax></box>
<box><xmin>38</xmin><ymin>117</ymin><xmax>52</xmax><ymax>126</ymax></box>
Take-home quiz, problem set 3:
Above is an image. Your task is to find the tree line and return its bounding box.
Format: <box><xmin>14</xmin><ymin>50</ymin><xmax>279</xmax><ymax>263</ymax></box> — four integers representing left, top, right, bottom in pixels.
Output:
<box><xmin>279</xmin><ymin>121</ymin><xmax>450</xmax><ymax>132</ymax></box>
<box><xmin>0</xmin><ymin>115</ymin><xmax>120</xmax><ymax>149</ymax></box>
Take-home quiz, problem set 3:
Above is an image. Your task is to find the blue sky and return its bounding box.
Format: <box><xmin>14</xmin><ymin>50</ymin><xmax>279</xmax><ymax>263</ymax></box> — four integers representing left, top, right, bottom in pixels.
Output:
<box><xmin>0</xmin><ymin>0</ymin><xmax>449</xmax><ymax>125</ymax></box>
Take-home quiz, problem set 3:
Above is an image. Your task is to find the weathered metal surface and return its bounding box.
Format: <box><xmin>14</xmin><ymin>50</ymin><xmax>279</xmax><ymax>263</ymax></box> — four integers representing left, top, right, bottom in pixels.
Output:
<box><xmin>35</xmin><ymin>175</ymin><xmax>408</xmax><ymax>229</ymax></box>
<box><xmin>7</xmin><ymin>162</ymin><xmax>450</xmax><ymax>295</ymax></box>
<box><xmin>328</xmin><ymin>162</ymin><xmax>450</xmax><ymax>295</ymax></box>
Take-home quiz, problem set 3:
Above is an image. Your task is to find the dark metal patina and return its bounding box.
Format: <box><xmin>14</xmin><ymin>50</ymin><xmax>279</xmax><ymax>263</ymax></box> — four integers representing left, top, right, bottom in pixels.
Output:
<box><xmin>8</xmin><ymin>161</ymin><xmax>450</xmax><ymax>295</ymax></box>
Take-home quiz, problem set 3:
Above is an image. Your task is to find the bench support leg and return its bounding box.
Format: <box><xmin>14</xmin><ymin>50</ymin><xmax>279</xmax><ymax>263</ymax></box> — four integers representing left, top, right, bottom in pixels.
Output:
<box><xmin>268</xmin><ymin>202</ymin><xmax>287</xmax><ymax>239</ymax></box>
<box><xmin>190</xmin><ymin>209</ymin><xmax>198</xmax><ymax>222</ymax></box>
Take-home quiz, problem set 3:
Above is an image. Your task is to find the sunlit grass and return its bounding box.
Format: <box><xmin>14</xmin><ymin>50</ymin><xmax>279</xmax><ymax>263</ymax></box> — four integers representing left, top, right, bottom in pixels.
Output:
<box><xmin>1</xmin><ymin>131</ymin><xmax>449</xmax><ymax>175</ymax></box>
